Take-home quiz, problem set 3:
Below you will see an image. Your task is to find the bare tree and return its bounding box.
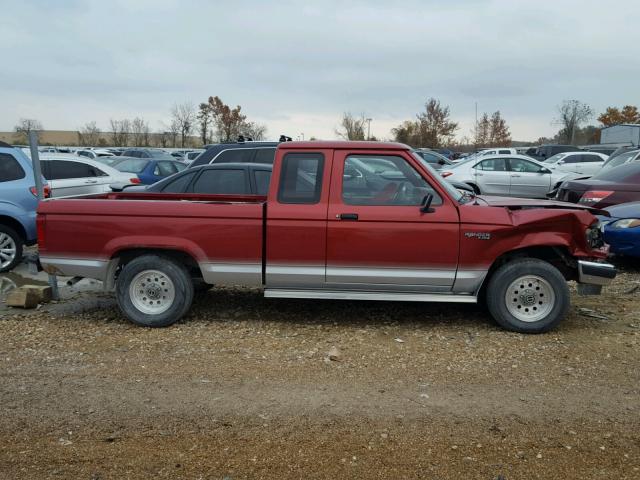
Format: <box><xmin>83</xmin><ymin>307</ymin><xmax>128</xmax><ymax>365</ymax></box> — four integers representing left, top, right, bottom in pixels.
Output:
<box><xmin>14</xmin><ymin>118</ymin><xmax>43</xmax><ymax>143</ymax></box>
<box><xmin>130</xmin><ymin>117</ymin><xmax>150</xmax><ymax>147</ymax></box>
<box><xmin>79</xmin><ymin>121</ymin><xmax>101</xmax><ymax>146</ymax></box>
<box><xmin>488</xmin><ymin>111</ymin><xmax>511</xmax><ymax>147</ymax></box>
<box><xmin>336</xmin><ymin>112</ymin><xmax>366</xmax><ymax>140</ymax></box>
<box><xmin>109</xmin><ymin>119</ymin><xmax>132</xmax><ymax>147</ymax></box>
<box><xmin>556</xmin><ymin>100</ymin><xmax>593</xmax><ymax>145</ymax></box>
<box><xmin>168</xmin><ymin>119</ymin><xmax>181</xmax><ymax>147</ymax></box>
<box><xmin>474</xmin><ymin>113</ymin><xmax>490</xmax><ymax>148</ymax></box>
<box><xmin>391</xmin><ymin>98</ymin><xmax>458</xmax><ymax>148</ymax></box>
<box><xmin>109</xmin><ymin>119</ymin><xmax>121</xmax><ymax>146</ymax></box>
<box><xmin>241</xmin><ymin>121</ymin><xmax>268</xmax><ymax>141</ymax></box>
<box><xmin>171</xmin><ymin>103</ymin><xmax>196</xmax><ymax>148</ymax></box>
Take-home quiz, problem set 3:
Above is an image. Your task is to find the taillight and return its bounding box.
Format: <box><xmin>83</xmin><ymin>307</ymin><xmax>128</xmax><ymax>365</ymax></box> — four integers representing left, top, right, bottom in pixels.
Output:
<box><xmin>130</xmin><ymin>177</ymin><xmax>141</xmax><ymax>184</ymax></box>
<box><xmin>441</xmin><ymin>171</ymin><xmax>453</xmax><ymax>178</ymax></box>
<box><xmin>578</xmin><ymin>190</ymin><xmax>613</xmax><ymax>206</ymax></box>
<box><xmin>36</xmin><ymin>215</ymin><xmax>46</xmax><ymax>249</ymax></box>
<box><xmin>29</xmin><ymin>184</ymin><xmax>52</xmax><ymax>199</ymax></box>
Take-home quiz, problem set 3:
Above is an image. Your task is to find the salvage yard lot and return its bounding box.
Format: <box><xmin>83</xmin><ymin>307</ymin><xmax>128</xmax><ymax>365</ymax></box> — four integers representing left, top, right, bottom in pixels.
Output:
<box><xmin>1</xmin><ymin>261</ymin><xmax>639</xmax><ymax>479</ymax></box>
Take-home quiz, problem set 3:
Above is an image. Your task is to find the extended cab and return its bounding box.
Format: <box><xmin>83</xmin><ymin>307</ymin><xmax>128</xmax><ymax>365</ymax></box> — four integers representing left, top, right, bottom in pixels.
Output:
<box><xmin>37</xmin><ymin>141</ymin><xmax>616</xmax><ymax>333</ymax></box>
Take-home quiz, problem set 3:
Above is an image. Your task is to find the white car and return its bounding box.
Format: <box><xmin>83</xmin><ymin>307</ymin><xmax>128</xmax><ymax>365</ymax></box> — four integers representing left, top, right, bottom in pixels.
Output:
<box><xmin>543</xmin><ymin>151</ymin><xmax>607</xmax><ymax>176</ymax></box>
<box><xmin>441</xmin><ymin>154</ymin><xmax>576</xmax><ymax>198</ymax></box>
<box><xmin>38</xmin><ymin>154</ymin><xmax>134</xmax><ymax>197</ymax></box>
<box><xmin>76</xmin><ymin>149</ymin><xmax>115</xmax><ymax>160</ymax></box>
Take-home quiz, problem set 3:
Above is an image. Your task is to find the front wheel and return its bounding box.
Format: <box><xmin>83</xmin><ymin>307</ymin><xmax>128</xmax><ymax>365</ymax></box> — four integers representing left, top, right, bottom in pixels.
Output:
<box><xmin>0</xmin><ymin>225</ymin><xmax>23</xmax><ymax>273</ymax></box>
<box><xmin>485</xmin><ymin>258</ymin><xmax>570</xmax><ymax>333</ymax></box>
<box><xmin>116</xmin><ymin>255</ymin><xmax>194</xmax><ymax>327</ymax></box>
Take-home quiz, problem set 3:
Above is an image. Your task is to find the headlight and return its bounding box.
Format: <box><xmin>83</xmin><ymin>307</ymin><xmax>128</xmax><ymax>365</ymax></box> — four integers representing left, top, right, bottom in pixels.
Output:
<box><xmin>611</xmin><ymin>219</ymin><xmax>640</xmax><ymax>229</ymax></box>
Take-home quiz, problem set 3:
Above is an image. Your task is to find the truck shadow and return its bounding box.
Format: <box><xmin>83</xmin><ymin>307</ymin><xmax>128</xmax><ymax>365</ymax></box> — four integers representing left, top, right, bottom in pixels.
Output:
<box><xmin>189</xmin><ymin>287</ymin><xmax>503</xmax><ymax>332</ymax></box>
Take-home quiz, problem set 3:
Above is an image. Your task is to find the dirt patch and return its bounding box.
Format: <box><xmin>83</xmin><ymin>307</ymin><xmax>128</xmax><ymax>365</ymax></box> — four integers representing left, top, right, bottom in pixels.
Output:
<box><xmin>1</xmin><ymin>259</ymin><xmax>639</xmax><ymax>479</ymax></box>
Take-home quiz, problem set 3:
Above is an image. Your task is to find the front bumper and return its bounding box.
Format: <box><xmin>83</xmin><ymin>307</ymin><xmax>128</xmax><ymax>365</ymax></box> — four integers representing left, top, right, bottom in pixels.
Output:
<box><xmin>577</xmin><ymin>260</ymin><xmax>616</xmax><ymax>286</ymax></box>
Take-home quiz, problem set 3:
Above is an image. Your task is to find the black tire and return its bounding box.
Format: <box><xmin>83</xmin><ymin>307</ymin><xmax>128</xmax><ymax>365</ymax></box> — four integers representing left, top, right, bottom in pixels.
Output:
<box><xmin>115</xmin><ymin>254</ymin><xmax>194</xmax><ymax>327</ymax></box>
<box><xmin>0</xmin><ymin>225</ymin><xmax>23</xmax><ymax>273</ymax></box>
<box><xmin>485</xmin><ymin>258</ymin><xmax>570</xmax><ymax>333</ymax></box>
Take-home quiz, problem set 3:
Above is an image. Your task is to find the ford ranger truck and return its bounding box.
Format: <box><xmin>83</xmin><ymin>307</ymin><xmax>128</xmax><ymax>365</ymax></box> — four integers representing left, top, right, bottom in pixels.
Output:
<box><xmin>36</xmin><ymin>141</ymin><xmax>616</xmax><ymax>333</ymax></box>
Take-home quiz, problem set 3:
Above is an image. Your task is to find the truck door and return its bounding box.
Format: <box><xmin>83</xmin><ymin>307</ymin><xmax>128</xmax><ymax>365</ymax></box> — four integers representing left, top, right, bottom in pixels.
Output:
<box><xmin>326</xmin><ymin>150</ymin><xmax>460</xmax><ymax>291</ymax></box>
<box><xmin>265</xmin><ymin>148</ymin><xmax>333</xmax><ymax>288</ymax></box>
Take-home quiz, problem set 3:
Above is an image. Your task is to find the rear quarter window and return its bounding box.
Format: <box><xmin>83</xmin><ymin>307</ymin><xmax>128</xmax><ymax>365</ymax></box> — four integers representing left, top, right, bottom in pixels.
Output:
<box><xmin>0</xmin><ymin>153</ymin><xmax>26</xmax><ymax>182</ymax></box>
<box><xmin>277</xmin><ymin>153</ymin><xmax>324</xmax><ymax>204</ymax></box>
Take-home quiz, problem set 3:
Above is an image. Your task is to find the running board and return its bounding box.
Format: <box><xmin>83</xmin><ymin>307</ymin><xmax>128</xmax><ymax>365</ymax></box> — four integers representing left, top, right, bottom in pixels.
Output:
<box><xmin>264</xmin><ymin>289</ymin><xmax>477</xmax><ymax>303</ymax></box>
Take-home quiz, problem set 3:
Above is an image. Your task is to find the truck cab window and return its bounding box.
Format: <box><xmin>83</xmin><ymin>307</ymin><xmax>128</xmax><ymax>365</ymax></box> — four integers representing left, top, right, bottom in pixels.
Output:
<box><xmin>277</xmin><ymin>153</ymin><xmax>324</xmax><ymax>204</ymax></box>
<box><xmin>342</xmin><ymin>155</ymin><xmax>442</xmax><ymax>206</ymax></box>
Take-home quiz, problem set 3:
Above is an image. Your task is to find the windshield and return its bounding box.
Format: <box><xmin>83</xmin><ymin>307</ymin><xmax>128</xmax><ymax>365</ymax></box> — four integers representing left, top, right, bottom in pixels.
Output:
<box><xmin>544</xmin><ymin>153</ymin><xmax>569</xmax><ymax>163</ymax></box>
<box><xmin>412</xmin><ymin>152</ymin><xmax>464</xmax><ymax>202</ymax></box>
<box><xmin>602</xmin><ymin>150</ymin><xmax>640</xmax><ymax>170</ymax></box>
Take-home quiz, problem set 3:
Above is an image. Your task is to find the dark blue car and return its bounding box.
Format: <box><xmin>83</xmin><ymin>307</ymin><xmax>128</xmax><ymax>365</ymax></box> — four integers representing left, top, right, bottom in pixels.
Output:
<box><xmin>601</xmin><ymin>202</ymin><xmax>640</xmax><ymax>258</ymax></box>
<box><xmin>112</xmin><ymin>157</ymin><xmax>187</xmax><ymax>185</ymax></box>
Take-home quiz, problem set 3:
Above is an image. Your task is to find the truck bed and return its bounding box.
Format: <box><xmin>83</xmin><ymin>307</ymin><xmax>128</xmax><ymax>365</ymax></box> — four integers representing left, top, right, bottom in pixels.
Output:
<box><xmin>37</xmin><ymin>193</ymin><xmax>267</xmax><ymax>286</ymax></box>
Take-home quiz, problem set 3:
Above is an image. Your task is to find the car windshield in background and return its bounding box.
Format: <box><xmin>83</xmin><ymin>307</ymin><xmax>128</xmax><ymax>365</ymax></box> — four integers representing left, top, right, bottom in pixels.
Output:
<box><xmin>592</xmin><ymin>162</ymin><xmax>640</xmax><ymax>182</ymax></box>
<box><xmin>113</xmin><ymin>158</ymin><xmax>149</xmax><ymax>173</ymax></box>
<box><xmin>148</xmin><ymin>150</ymin><xmax>173</xmax><ymax>159</ymax></box>
<box><xmin>603</xmin><ymin>150</ymin><xmax>639</xmax><ymax>170</ymax></box>
<box><xmin>544</xmin><ymin>153</ymin><xmax>569</xmax><ymax>163</ymax></box>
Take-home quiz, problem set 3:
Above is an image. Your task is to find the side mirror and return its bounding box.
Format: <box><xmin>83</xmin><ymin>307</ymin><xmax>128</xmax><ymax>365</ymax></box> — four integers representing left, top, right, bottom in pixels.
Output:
<box><xmin>557</xmin><ymin>160</ymin><xmax>565</xmax><ymax>165</ymax></box>
<box><xmin>540</xmin><ymin>168</ymin><xmax>552</xmax><ymax>174</ymax></box>
<box><xmin>438</xmin><ymin>159</ymin><xmax>446</xmax><ymax>165</ymax></box>
<box><xmin>420</xmin><ymin>193</ymin><xmax>434</xmax><ymax>213</ymax></box>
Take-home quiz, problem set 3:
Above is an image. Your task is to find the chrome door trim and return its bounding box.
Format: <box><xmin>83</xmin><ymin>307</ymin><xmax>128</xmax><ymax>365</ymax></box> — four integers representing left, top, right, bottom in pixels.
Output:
<box><xmin>265</xmin><ymin>265</ymin><xmax>325</xmax><ymax>288</ymax></box>
<box><xmin>326</xmin><ymin>266</ymin><xmax>456</xmax><ymax>286</ymax></box>
<box><xmin>264</xmin><ymin>289</ymin><xmax>477</xmax><ymax>303</ymax></box>
<box><xmin>40</xmin><ymin>256</ymin><xmax>111</xmax><ymax>280</ymax></box>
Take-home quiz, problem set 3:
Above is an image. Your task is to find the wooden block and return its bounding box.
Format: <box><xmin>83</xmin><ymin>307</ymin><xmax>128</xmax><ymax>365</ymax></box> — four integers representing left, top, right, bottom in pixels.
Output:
<box><xmin>5</xmin><ymin>289</ymin><xmax>39</xmax><ymax>309</ymax></box>
<box><xmin>23</xmin><ymin>284</ymin><xmax>52</xmax><ymax>303</ymax></box>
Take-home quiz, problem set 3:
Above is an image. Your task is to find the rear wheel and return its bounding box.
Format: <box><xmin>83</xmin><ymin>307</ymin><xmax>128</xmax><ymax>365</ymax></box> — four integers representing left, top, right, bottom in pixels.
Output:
<box><xmin>485</xmin><ymin>258</ymin><xmax>570</xmax><ymax>333</ymax></box>
<box><xmin>116</xmin><ymin>255</ymin><xmax>194</xmax><ymax>327</ymax></box>
<box><xmin>0</xmin><ymin>225</ymin><xmax>23</xmax><ymax>273</ymax></box>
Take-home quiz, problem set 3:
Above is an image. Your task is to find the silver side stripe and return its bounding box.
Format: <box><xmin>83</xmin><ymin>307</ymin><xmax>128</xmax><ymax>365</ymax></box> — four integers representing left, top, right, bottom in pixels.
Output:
<box><xmin>40</xmin><ymin>257</ymin><xmax>110</xmax><ymax>280</ymax></box>
<box><xmin>200</xmin><ymin>263</ymin><xmax>262</xmax><ymax>286</ymax></box>
<box><xmin>265</xmin><ymin>289</ymin><xmax>477</xmax><ymax>303</ymax></box>
<box><xmin>326</xmin><ymin>266</ymin><xmax>455</xmax><ymax>286</ymax></box>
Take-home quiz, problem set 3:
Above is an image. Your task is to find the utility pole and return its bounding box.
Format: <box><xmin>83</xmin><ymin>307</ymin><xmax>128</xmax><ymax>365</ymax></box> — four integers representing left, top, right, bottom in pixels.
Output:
<box><xmin>365</xmin><ymin>118</ymin><xmax>372</xmax><ymax>140</ymax></box>
<box><xmin>28</xmin><ymin>131</ymin><xmax>59</xmax><ymax>300</ymax></box>
<box><xmin>474</xmin><ymin>102</ymin><xmax>478</xmax><ymax>152</ymax></box>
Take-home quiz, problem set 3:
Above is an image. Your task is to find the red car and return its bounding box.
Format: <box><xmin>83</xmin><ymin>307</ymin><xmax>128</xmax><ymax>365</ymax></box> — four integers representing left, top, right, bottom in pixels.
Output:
<box><xmin>37</xmin><ymin>141</ymin><xmax>615</xmax><ymax>333</ymax></box>
<box><xmin>556</xmin><ymin>162</ymin><xmax>640</xmax><ymax>208</ymax></box>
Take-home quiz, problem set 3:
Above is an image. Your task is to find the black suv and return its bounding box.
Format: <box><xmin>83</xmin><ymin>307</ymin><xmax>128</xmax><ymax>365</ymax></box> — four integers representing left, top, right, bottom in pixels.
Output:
<box><xmin>532</xmin><ymin>144</ymin><xmax>581</xmax><ymax>160</ymax></box>
<box><xmin>189</xmin><ymin>141</ymin><xmax>280</xmax><ymax>168</ymax></box>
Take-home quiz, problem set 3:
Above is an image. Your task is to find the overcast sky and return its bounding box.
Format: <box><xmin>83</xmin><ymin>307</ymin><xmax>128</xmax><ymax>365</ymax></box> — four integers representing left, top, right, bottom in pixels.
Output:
<box><xmin>1</xmin><ymin>0</ymin><xmax>638</xmax><ymax>141</ymax></box>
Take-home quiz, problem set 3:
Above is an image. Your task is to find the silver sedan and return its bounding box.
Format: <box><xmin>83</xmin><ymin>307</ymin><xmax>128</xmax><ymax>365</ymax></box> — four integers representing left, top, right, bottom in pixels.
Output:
<box><xmin>440</xmin><ymin>154</ymin><xmax>575</xmax><ymax>198</ymax></box>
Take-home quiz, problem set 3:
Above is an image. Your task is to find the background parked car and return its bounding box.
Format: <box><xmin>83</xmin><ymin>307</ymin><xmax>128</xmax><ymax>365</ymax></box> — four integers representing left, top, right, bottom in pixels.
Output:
<box><xmin>190</xmin><ymin>141</ymin><xmax>280</xmax><ymax>168</ymax></box>
<box><xmin>126</xmin><ymin>163</ymin><xmax>273</xmax><ymax>195</ymax></box>
<box><xmin>76</xmin><ymin>149</ymin><xmax>115</xmax><ymax>160</ymax></box>
<box><xmin>531</xmin><ymin>144</ymin><xmax>581</xmax><ymax>160</ymax></box>
<box><xmin>413</xmin><ymin>149</ymin><xmax>453</xmax><ymax>169</ymax></box>
<box><xmin>599</xmin><ymin>148</ymin><xmax>640</xmax><ymax>173</ymax></box>
<box><xmin>441</xmin><ymin>154</ymin><xmax>571</xmax><ymax>198</ymax></box>
<box><xmin>599</xmin><ymin>202</ymin><xmax>640</xmax><ymax>258</ymax></box>
<box><xmin>121</xmin><ymin>148</ymin><xmax>177</xmax><ymax>160</ymax></box>
<box><xmin>555</xmin><ymin>162</ymin><xmax>640</xmax><ymax>208</ymax></box>
<box><xmin>183</xmin><ymin>149</ymin><xmax>205</xmax><ymax>164</ymax></box>
<box><xmin>543</xmin><ymin>151</ymin><xmax>608</xmax><ymax>176</ymax></box>
<box><xmin>0</xmin><ymin>142</ymin><xmax>48</xmax><ymax>271</ymax></box>
<box><xmin>39</xmin><ymin>155</ymin><xmax>133</xmax><ymax>197</ymax></box>
<box><xmin>113</xmin><ymin>157</ymin><xmax>187</xmax><ymax>184</ymax></box>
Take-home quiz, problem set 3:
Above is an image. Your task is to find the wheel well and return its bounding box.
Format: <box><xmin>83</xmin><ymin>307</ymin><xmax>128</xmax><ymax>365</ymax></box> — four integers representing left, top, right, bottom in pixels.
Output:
<box><xmin>478</xmin><ymin>246</ymin><xmax>576</xmax><ymax>302</ymax></box>
<box><xmin>465</xmin><ymin>182</ymin><xmax>480</xmax><ymax>194</ymax></box>
<box><xmin>0</xmin><ymin>216</ymin><xmax>27</xmax><ymax>242</ymax></box>
<box><xmin>109</xmin><ymin>248</ymin><xmax>203</xmax><ymax>289</ymax></box>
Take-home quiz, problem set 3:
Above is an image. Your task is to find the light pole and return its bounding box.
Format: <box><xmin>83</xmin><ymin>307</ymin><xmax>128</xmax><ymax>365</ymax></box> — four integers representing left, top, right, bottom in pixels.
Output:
<box><xmin>300</xmin><ymin>132</ymin><xmax>304</xmax><ymax>141</ymax></box>
<box><xmin>365</xmin><ymin>118</ymin><xmax>372</xmax><ymax>140</ymax></box>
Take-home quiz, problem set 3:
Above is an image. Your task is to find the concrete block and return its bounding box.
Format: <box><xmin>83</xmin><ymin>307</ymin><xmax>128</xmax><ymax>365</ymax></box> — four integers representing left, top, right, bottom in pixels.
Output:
<box><xmin>23</xmin><ymin>284</ymin><xmax>52</xmax><ymax>303</ymax></box>
<box><xmin>5</xmin><ymin>289</ymin><xmax>39</xmax><ymax>309</ymax></box>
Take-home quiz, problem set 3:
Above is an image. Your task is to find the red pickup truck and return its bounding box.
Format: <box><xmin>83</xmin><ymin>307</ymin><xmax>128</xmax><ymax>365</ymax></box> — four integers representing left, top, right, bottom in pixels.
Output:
<box><xmin>37</xmin><ymin>141</ymin><xmax>615</xmax><ymax>333</ymax></box>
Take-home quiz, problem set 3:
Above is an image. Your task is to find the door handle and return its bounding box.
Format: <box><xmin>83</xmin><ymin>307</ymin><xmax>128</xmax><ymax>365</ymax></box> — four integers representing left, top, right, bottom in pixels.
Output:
<box><xmin>337</xmin><ymin>213</ymin><xmax>358</xmax><ymax>221</ymax></box>
<box><xmin>511</xmin><ymin>174</ymin><xmax>521</xmax><ymax>177</ymax></box>
<box><xmin>84</xmin><ymin>179</ymin><xmax>99</xmax><ymax>184</ymax></box>
<box><xmin>476</xmin><ymin>173</ymin><xmax>483</xmax><ymax>176</ymax></box>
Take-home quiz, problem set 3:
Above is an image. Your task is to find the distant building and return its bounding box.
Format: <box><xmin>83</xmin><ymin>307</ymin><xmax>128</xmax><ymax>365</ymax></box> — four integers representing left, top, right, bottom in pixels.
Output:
<box><xmin>600</xmin><ymin>124</ymin><xmax>640</xmax><ymax>146</ymax></box>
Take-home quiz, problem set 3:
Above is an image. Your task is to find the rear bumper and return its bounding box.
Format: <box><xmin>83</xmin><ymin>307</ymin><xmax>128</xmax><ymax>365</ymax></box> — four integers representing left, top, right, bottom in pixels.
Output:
<box><xmin>577</xmin><ymin>260</ymin><xmax>616</xmax><ymax>286</ymax></box>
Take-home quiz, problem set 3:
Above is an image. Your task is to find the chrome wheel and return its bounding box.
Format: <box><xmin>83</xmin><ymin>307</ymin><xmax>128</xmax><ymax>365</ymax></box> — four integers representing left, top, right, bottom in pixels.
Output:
<box><xmin>505</xmin><ymin>275</ymin><xmax>555</xmax><ymax>323</ymax></box>
<box><xmin>0</xmin><ymin>233</ymin><xmax>17</xmax><ymax>270</ymax></box>
<box><xmin>129</xmin><ymin>269</ymin><xmax>175</xmax><ymax>315</ymax></box>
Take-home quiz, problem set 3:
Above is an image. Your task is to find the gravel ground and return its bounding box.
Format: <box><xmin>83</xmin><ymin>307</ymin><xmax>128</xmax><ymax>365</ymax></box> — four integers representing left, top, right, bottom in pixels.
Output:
<box><xmin>1</xmin><ymin>260</ymin><xmax>639</xmax><ymax>479</ymax></box>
